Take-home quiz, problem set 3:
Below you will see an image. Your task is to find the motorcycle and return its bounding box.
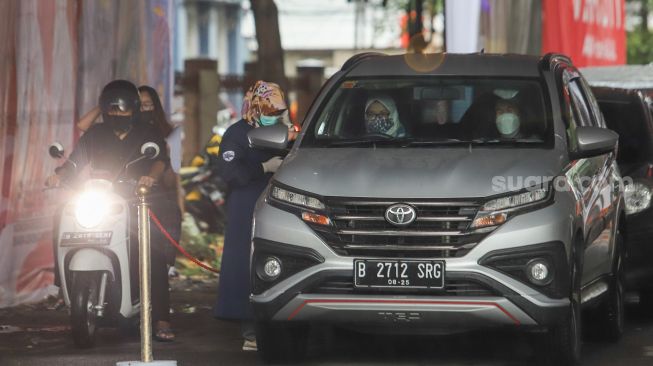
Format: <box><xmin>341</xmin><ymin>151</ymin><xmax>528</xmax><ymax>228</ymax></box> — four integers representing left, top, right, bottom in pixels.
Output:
<box><xmin>180</xmin><ymin>126</ymin><xmax>228</xmax><ymax>234</ymax></box>
<box><xmin>48</xmin><ymin>141</ymin><xmax>160</xmax><ymax>348</ymax></box>
<box><xmin>180</xmin><ymin>165</ymin><xmax>227</xmax><ymax>234</ymax></box>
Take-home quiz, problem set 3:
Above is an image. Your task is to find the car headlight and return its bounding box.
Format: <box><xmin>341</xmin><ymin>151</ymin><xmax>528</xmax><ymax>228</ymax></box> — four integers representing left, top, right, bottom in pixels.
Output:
<box><xmin>472</xmin><ymin>186</ymin><xmax>550</xmax><ymax>229</ymax></box>
<box><xmin>75</xmin><ymin>190</ymin><xmax>111</xmax><ymax>228</ymax></box>
<box><xmin>625</xmin><ymin>182</ymin><xmax>652</xmax><ymax>215</ymax></box>
<box><xmin>270</xmin><ymin>185</ymin><xmax>325</xmax><ymax>210</ymax></box>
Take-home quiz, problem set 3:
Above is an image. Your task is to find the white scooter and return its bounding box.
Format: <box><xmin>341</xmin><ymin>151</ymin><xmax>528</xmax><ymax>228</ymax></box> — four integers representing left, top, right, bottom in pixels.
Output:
<box><xmin>48</xmin><ymin>141</ymin><xmax>160</xmax><ymax>348</ymax></box>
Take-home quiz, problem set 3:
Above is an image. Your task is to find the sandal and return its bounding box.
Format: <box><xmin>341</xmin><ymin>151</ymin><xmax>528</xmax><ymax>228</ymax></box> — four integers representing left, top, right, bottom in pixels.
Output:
<box><xmin>154</xmin><ymin>327</ymin><xmax>175</xmax><ymax>342</ymax></box>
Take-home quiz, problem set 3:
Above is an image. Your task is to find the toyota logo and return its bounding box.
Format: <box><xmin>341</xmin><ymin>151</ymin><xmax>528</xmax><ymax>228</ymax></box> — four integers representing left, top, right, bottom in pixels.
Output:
<box><xmin>385</xmin><ymin>204</ymin><xmax>417</xmax><ymax>226</ymax></box>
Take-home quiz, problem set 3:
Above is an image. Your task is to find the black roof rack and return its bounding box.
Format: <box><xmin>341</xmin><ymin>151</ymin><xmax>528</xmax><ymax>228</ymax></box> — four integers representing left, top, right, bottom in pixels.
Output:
<box><xmin>340</xmin><ymin>52</ymin><xmax>386</xmax><ymax>72</ymax></box>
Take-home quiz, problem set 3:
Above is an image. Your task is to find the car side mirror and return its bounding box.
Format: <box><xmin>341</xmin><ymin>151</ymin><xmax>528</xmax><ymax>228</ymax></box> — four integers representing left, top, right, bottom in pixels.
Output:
<box><xmin>571</xmin><ymin>126</ymin><xmax>619</xmax><ymax>160</ymax></box>
<box><xmin>247</xmin><ymin>123</ymin><xmax>289</xmax><ymax>151</ymax></box>
<box><xmin>49</xmin><ymin>142</ymin><xmax>65</xmax><ymax>159</ymax></box>
<box><xmin>140</xmin><ymin>142</ymin><xmax>160</xmax><ymax>159</ymax></box>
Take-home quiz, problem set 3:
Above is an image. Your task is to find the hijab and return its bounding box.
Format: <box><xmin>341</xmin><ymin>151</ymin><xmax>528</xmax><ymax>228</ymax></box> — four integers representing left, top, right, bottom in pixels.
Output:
<box><xmin>241</xmin><ymin>80</ymin><xmax>288</xmax><ymax>127</ymax></box>
<box><xmin>364</xmin><ymin>94</ymin><xmax>404</xmax><ymax>137</ymax></box>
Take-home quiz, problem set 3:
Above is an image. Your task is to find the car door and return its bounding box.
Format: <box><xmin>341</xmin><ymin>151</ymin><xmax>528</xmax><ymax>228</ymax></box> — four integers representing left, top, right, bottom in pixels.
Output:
<box><xmin>563</xmin><ymin>68</ymin><xmax>616</xmax><ymax>285</ymax></box>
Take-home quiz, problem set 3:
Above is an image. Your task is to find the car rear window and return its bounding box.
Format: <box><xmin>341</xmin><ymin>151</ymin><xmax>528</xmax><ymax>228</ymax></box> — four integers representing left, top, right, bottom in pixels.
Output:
<box><xmin>302</xmin><ymin>77</ymin><xmax>552</xmax><ymax>148</ymax></box>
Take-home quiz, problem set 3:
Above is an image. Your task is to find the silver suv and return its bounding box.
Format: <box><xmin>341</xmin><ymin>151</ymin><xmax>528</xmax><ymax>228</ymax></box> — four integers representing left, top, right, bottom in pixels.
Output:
<box><xmin>248</xmin><ymin>53</ymin><xmax>625</xmax><ymax>365</ymax></box>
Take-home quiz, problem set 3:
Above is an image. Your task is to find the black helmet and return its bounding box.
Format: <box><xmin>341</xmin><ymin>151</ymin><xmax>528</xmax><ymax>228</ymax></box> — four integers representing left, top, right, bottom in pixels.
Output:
<box><xmin>99</xmin><ymin>80</ymin><xmax>141</xmax><ymax>133</ymax></box>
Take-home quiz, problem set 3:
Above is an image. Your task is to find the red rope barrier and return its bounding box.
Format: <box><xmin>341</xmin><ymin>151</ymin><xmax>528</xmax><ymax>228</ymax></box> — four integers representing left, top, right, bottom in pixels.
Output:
<box><xmin>148</xmin><ymin>209</ymin><xmax>221</xmax><ymax>274</ymax></box>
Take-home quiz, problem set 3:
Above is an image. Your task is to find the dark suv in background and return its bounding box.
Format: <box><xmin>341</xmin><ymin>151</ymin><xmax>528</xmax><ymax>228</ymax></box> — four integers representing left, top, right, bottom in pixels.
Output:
<box><xmin>584</xmin><ymin>65</ymin><xmax>653</xmax><ymax>307</ymax></box>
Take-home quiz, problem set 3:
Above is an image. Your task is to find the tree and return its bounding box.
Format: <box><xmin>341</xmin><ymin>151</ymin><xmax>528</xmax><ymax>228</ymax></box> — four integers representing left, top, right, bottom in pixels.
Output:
<box><xmin>627</xmin><ymin>0</ymin><xmax>653</xmax><ymax>64</ymax></box>
<box><xmin>250</xmin><ymin>0</ymin><xmax>288</xmax><ymax>90</ymax></box>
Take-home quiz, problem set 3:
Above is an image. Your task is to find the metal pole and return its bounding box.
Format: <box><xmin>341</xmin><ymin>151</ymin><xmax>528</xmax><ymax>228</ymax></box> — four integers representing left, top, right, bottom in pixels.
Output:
<box><xmin>137</xmin><ymin>185</ymin><xmax>153</xmax><ymax>363</ymax></box>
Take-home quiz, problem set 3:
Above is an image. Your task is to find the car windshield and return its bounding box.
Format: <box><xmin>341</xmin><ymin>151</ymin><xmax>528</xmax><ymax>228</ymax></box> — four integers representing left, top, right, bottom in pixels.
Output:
<box><xmin>302</xmin><ymin>77</ymin><xmax>552</xmax><ymax>148</ymax></box>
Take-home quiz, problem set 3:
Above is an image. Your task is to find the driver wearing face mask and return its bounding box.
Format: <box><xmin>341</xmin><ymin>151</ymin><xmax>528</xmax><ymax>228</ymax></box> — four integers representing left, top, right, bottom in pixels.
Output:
<box><xmin>495</xmin><ymin>99</ymin><xmax>522</xmax><ymax>139</ymax></box>
<box><xmin>364</xmin><ymin>94</ymin><xmax>406</xmax><ymax>138</ymax></box>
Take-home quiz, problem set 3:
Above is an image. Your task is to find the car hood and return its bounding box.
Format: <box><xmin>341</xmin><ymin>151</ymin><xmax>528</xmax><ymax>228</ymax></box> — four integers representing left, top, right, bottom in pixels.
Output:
<box><xmin>274</xmin><ymin>147</ymin><xmax>566</xmax><ymax>199</ymax></box>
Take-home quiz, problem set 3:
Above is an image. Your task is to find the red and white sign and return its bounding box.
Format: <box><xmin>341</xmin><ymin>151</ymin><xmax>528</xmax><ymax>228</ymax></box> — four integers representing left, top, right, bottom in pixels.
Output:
<box><xmin>542</xmin><ymin>0</ymin><xmax>626</xmax><ymax>67</ymax></box>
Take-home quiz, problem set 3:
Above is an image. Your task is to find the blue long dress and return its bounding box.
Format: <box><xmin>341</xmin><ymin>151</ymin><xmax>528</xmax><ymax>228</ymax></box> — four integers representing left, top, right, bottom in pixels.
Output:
<box><xmin>214</xmin><ymin>119</ymin><xmax>276</xmax><ymax>320</ymax></box>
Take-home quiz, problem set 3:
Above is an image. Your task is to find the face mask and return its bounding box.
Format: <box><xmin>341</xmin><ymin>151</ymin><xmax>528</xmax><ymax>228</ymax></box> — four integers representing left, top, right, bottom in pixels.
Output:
<box><xmin>366</xmin><ymin>115</ymin><xmax>394</xmax><ymax>134</ymax></box>
<box><xmin>259</xmin><ymin>115</ymin><xmax>280</xmax><ymax>127</ymax></box>
<box><xmin>105</xmin><ymin>115</ymin><xmax>133</xmax><ymax>133</ymax></box>
<box><xmin>141</xmin><ymin>111</ymin><xmax>155</xmax><ymax>124</ymax></box>
<box><xmin>496</xmin><ymin>113</ymin><xmax>520</xmax><ymax>137</ymax></box>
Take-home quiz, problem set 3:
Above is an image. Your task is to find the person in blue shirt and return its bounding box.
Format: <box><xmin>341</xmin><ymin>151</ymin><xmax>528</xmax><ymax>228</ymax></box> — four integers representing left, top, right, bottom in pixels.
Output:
<box><xmin>213</xmin><ymin>80</ymin><xmax>296</xmax><ymax>351</ymax></box>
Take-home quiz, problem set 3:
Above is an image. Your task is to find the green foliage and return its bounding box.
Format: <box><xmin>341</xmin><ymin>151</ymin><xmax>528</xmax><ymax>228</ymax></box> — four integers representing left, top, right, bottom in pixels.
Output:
<box><xmin>175</xmin><ymin>213</ymin><xmax>222</xmax><ymax>277</ymax></box>
<box><xmin>627</xmin><ymin>30</ymin><xmax>653</xmax><ymax>64</ymax></box>
<box><xmin>626</xmin><ymin>0</ymin><xmax>653</xmax><ymax>64</ymax></box>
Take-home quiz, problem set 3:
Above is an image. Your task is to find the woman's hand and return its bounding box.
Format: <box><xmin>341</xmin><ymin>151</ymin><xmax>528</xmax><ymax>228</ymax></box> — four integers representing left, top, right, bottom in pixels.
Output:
<box><xmin>288</xmin><ymin>125</ymin><xmax>300</xmax><ymax>142</ymax></box>
<box><xmin>138</xmin><ymin>175</ymin><xmax>156</xmax><ymax>188</ymax></box>
<box><xmin>262</xmin><ymin>156</ymin><xmax>283</xmax><ymax>173</ymax></box>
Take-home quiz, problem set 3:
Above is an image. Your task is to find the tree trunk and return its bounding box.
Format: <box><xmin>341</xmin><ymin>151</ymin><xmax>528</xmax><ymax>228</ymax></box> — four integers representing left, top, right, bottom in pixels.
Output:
<box><xmin>641</xmin><ymin>0</ymin><xmax>649</xmax><ymax>32</ymax></box>
<box><xmin>250</xmin><ymin>0</ymin><xmax>287</xmax><ymax>91</ymax></box>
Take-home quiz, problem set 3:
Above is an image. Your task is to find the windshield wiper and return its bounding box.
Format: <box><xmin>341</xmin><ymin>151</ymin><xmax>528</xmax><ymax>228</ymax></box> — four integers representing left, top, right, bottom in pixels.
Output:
<box><xmin>469</xmin><ymin>138</ymin><xmax>543</xmax><ymax>145</ymax></box>
<box><xmin>324</xmin><ymin>138</ymin><xmax>398</xmax><ymax>146</ymax></box>
<box><xmin>401</xmin><ymin>138</ymin><xmax>469</xmax><ymax>147</ymax></box>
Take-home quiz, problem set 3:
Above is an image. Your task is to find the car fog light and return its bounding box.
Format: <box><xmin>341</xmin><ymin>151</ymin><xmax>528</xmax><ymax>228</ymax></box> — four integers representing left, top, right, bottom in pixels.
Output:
<box><xmin>262</xmin><ymin>257</ymin><xmax>282</xmax><ymax>281</ymax></box>
<box><xmin>525</xmin><ymin>259</ymin><xmax>553</xmax><ymax>286</ymax></box>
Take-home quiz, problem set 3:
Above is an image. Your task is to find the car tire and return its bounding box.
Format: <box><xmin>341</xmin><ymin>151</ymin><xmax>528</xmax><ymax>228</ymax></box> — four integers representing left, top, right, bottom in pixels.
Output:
<box><xmin>540</xmin><ymin>248</ymin><xmax>582</xmax><ymax>366</ymax></box>
<box><xmin>70</xmin><ymin>272</ymin><xmax>99</xmax><ymax>348</ymax></box>
<box><xmin>593</xmin><ymin>232</ymin><xmax>625</xmax><ymax>342</ymax></box>
<box><xmin>256</xmin><ymin>322</ymin><xmax>308</xmax><ymax>364</ymax></box>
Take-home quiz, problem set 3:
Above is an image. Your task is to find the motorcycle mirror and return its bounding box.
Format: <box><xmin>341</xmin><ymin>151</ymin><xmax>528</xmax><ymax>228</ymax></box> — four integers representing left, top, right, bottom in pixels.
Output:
<box><xmin>49</xmin><ymin>142</ymin><xmax>65</xmax><ymax>159</ymax></box>
<box><xmin>140</xmin><ymin>142</ymin><xmax>160</xmax><ymax>159</ymax></box>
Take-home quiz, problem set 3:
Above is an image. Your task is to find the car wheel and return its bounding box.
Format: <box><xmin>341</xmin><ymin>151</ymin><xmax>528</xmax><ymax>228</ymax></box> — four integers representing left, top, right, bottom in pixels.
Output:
<box><xmin>540</xmin><ymin>250</ymin><xmax>582</xmax><ymax>365</ymax></box>
<box><xmin>256</xmin><ymin>322</ymin><xmax>308</xmax><ymax>364</ymax></box>
<box><xmin>593</xmin><ymin>232</ymin><xmax>625</xmax><ymax>342</ymax></box>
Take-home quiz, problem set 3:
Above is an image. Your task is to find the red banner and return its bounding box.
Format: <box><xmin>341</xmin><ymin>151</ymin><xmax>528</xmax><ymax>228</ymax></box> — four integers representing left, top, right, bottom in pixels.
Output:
<box><xmin>542</xmin><ymin>0</ymin><xmax>626</xmax><ymax>67</ymax></box>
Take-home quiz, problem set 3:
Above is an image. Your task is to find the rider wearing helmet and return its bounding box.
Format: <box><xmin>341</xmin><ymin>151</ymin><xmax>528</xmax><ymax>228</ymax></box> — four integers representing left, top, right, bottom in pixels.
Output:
<box><xmin>46</xmin><ymin>79</ymin><xmax>176</xmax><ymax>341</ymax></box>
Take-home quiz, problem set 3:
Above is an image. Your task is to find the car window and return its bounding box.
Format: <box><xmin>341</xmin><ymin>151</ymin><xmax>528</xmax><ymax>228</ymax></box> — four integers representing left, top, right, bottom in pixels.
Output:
<box><xmin>568</xmin><ymin>79</ymin><xmax>594</xmax><ymax>127</ymax></box>
<box><xmin>302</xmin><ymin>77</ymin><xmax>552</xmax><ymax>147</ymax></box>
<box><xmin>578</xmin><ymin>77</ymin><xmax>606</xmax><ymax>128</ymax></box>
<box><xmin>599</xmin><ymin>98</ymin><xmax>650</xmax><ymax>165</ymax></box>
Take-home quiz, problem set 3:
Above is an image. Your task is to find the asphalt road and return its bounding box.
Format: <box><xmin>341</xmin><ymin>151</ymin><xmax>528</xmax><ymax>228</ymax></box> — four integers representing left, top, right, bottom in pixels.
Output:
<box><xmin>2</xmin><ymin>277</ymin><xmax>653</xmax><ymax>366</ymax></box>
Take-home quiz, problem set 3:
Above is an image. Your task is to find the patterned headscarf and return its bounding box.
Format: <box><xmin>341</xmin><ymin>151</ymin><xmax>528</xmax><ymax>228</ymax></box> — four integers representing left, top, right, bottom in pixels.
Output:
<box><xmin>241</xmin><ymin>80</ymin><xmax>288</xmax><ymax>127</ymax></box>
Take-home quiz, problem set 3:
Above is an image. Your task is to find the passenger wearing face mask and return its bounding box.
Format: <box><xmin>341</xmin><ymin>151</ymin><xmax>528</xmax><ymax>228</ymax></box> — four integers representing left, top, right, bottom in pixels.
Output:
<box><xmin>495</xmin><ymin>99</ymin><xmax>523</xmax><ymax>139</ymax></box>
<box><xmin>213</xmin><ymin>80</ymin><xmax>297</xmax><ymax>351</ymax></box>
<box><xmin>364</xmin><ymin>94</ymin><xmax>406</xmax><ymax>137</ymax></box>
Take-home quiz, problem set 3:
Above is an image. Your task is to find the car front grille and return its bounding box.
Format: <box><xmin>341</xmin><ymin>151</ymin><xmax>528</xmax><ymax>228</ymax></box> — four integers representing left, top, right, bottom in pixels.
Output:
<box><xmin>308</xmin><ymin>276</ymin><xmax>497</xmax><ymax>297</ymax></box>
<box><xmin>310</xmin><ymin>199</ymin><xmax>490</xmax><ymax>258</ymax></box>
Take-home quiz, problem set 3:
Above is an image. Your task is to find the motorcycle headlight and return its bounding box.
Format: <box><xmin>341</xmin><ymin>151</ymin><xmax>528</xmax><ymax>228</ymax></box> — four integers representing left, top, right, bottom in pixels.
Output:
<box><xmin>75</xmin><ymin>190</ymin><xmax>111</xmax><ymax>228</ymax></box>
<box><xmin>269</xmin><ymin>185</ymin><xmax>325</xmax><ymax>210</ymax></box>
<box><xmin>472</xmin><ymin>186</ymin><xmax>551</xmax><ymax>229</ymax></box>
<box><xmin>625</xmin><ymin>182</ymin><xmax>652</xmax><ymax>215</ymax></box>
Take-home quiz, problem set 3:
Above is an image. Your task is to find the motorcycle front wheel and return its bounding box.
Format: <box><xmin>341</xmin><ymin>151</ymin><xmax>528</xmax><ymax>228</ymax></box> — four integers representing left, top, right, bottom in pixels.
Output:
<box><xmin>70</xmin><ymin>272</ymin><xmax>99</xmax><ymax>348</ymax></box>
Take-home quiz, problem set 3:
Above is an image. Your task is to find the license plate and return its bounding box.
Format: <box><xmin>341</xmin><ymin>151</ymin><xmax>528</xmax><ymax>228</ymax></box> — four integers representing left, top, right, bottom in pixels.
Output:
<box><xmin>60</xmin><ymin>231</ymin><xmax>112</xmax><ymax>246</ymax></box>
<box><xmin>354</xmin><ymin>259</ymin><xmax>445</xmax><ymax>289</ymax></box>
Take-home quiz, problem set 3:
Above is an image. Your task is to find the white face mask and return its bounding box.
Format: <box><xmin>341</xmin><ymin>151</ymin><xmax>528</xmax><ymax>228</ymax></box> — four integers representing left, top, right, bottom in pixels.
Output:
<box><xmin>496</xmin><ymin>113</ymin><xmax>520</xmax><ymax>137</ymax></box>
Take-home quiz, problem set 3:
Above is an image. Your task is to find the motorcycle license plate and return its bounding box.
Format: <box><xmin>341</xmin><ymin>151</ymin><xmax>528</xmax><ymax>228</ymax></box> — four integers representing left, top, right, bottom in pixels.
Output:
<box><xmin>354</xmin><ymin>259</ymin><xmax>445</xmax><ymax>289</ymax></box>
<box><xmin>60</xmin><ymin>231</ymin><xmax>112</xmax><ymax>246</ymax></box>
